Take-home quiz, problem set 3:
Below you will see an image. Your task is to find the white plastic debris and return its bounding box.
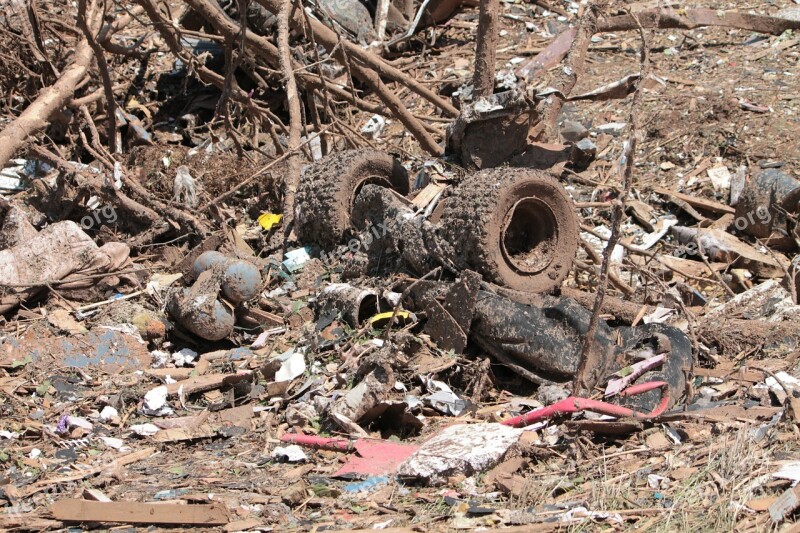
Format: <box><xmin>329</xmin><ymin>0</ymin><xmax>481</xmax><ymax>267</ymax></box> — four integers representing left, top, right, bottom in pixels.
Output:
<box><xmin>764</xmin><ymin>371</ymin><xmax>800</xmax><ymax>403</ymax></box>
<box><xmin>172</xmin><ymin>348</ymin><xmax>198</xmax><ymax>367</ymax></box>
<box><xmin>130</xmin><ymin>423</ymin><xmax>160</xmax><ymax>437</ymax></box>
<box><xmin>151</xmin><ymin>350</ymin><xmax>170</xmax><ymax>368</ymax></box>
<box><xmin>361</xmin><ymin>115</ymin><xmax>386</xmax><ymax>140</ymax></box>
<box><xmin>634</xmin><ymin>218</ymin><xmax>678</xmax><ymax>251</ymax></box>
<box><xmin>397</xmin><ymin>423</ymin><xmax>523</xmax><ymax>485</ymax></box>
<box><xmin>275</xmin><ymin>349</ymin><xmax>306</xmax><ymax>382</ymax></box>
<box><xmin>596</xmin><ymin>122</ymin><xmax>627</xmax><ymax>136</ymax></box>
<box><xmin>143</xmin><ymin>385</ymin><xmax>173</xmax><ymax>416</ymax></box>
<box><xmin>271</xmin><ymin>445</ymin><xmax>308</xmax><ymax>462</ymax></box>
<box><xmin>705</xmin><ymin>280</ymin><xmax>800</xmax><ymax>322</ymax></box>
<box><xmin>707</xmin><ymin>165</ymin><xmax>732</xmax><ymax>192</ymax></box>
<box><xmin>67</xmin><ymin>416</ymin><xmax>94</xmax><ymax>431</ymax></box>
<box><xmin>773</xmin><ymin>462</ymin><xmax>800</xmax><ymax>483</ymax></box>
<box><xmin>421</xmin><ymin>377</ymin><xmax>468</xmax><ymax>416</ymax></box>
<box><xmin>283</xmin><ymin>247</ymin><xmax>312</xmax><ymax>272</ymax></box>
<box><xmin>99</xmin><ymin>436</ymin><xmax>128</xmax><ymax>450</ymax></box>
<box><xmin>99</xmin><ymin>406</ymin><xmax>119</xmax><ymax>421</ymax></box>
<box><xmin>643</xmin><ymin>307</ymin><xmax>675</xmax><ymax>324</ymax></box>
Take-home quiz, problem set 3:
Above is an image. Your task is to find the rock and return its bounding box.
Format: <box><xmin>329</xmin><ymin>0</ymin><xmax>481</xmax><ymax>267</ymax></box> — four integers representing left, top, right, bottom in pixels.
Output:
<box><xmin>570</xmin><ymin>138</ymin><xmax>597</xmax><ymax>168</ymax></box>
<box><xmin>596</xmin><ymin>122</ymin><xmax>627</xmax><ymax>136</ymax></box>
<box><xmin>560</xmin><ymin>120</ymin><xmax>589</xmax><ymax>143</ymax></box>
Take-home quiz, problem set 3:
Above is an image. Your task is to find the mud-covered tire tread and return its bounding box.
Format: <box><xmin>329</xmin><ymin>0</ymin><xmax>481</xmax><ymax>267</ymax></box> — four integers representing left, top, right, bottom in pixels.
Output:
<box><xmin>438</xmin><ymin>167</ymin><xmax>578</xmax><ymax>294</ymax></box>
<box><xmin>296</xmin><ymin>150</ymin><xmax>410</xmax><ymax>248</ymax></box>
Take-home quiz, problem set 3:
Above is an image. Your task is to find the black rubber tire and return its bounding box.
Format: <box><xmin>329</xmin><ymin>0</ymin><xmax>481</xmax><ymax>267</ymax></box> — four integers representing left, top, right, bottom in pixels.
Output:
<box><xmin>438</xmin><ymin>168</ymin><xmax>578</xmax><ymax>294</ymax></box>
<box><xmin>295</xmin><ymin>149</ymin><xmax>410</xmax><ymax>248</ymax></box>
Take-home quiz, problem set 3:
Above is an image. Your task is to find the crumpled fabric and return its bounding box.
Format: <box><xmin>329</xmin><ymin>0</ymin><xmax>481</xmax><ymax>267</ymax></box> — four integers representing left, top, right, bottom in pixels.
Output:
<box><xmin>0</xmin><ymin>220</ymin><xmax>130</xmax><ymax>312</ymax></box>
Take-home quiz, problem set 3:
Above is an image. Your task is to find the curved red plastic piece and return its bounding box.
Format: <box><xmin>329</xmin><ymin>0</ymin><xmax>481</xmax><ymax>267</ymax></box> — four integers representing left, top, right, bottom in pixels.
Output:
<box><xmin>502</xmin><ymin>381</ymin><xmax>669</xmax><ymax>428</ymax></box>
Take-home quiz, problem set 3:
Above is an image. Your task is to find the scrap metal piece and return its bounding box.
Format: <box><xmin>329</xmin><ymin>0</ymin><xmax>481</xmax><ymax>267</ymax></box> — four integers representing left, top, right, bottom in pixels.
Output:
<box><xmin>446</xmin><ymin>90</ymin><xmax>539</xmax><ymax>169</ymax></box>
<box><xmin>425</xmin><ymin>270</ymin><xmax>481</xmax><ymax>353</ymax></box>
<box><xmin>316</xmin><ymin>283</ymin><xmax>381</xmax><ymax>328</ymax></box>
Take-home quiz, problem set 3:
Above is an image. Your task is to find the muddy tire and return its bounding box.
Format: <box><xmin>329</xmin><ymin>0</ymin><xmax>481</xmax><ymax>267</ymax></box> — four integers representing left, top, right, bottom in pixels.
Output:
<box><xmin>438</xmin><ymin>168</ymin><xmax>578</xmax><ymax>294</ymax></box>
<box><xmin>295</xmin><ymin>149</ymin><xmax>410</xmax><ymax>248</ymax></box>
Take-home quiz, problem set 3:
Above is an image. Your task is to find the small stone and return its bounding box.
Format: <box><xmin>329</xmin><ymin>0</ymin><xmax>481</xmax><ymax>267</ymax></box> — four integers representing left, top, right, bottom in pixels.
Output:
<box><xmin>560</xmin><ymin>120</ymin><xmax>589</xmax><ymax>143</ymax></box>
<box><xmin>596</xmin><ymin>122</ymin><xmax>627</xmax><ymax>136</ymax></box>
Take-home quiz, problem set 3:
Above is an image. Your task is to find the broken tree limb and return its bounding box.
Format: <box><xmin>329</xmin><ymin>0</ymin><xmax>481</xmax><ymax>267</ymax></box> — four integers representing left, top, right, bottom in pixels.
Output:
<box><xmin>185</xmin><ymin>0</ymin><xmax>443</xmax><ymax>152</ymax></box>
<box><xmin>598</xmin><ymin>8</ymin><xmax>800</xmax><ymax>36</ymax></box>
<box><xmin>473</xmin><ymin>0</ymin><xmax>500</xmax><ymax>98</ymax></box>
<box><xmin>355</xmin><ymin>65</ymin><xmax>444</xmax><ymax>155</ymax></box>
<box><xmin>0</xmin><ymin>38</ymin><xmax>94</xmax><ymax>169</ymax></box>
<box><xmin>76</xmin><ymin>0</ymin><xmax>117</xmax><ymax>154</ymax></box>
<box><xmin>134</xmin><ymin>0</ymin><xmax>277</xmax><ymax>127</ymax></box>
<box><xmin>254</xmin><ymin>0</ymin><xmax>459</xmax><ymax>117</ymax></box>
<box><xmin>515</xmin><ymin>26</ymin><xmax>576</xmax><ymax>82</ymax></box>
<box><xmin>278</xmin><ymin>0</ymin><xmax>303</xmax><ymax>239</ymax></box>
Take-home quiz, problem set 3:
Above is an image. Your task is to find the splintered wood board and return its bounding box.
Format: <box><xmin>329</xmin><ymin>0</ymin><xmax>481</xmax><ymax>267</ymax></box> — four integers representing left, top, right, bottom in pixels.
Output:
<box><xmin>51</xmin><ymin>499</ymin><xmax>229</xmax><ymax>525</ymax></box>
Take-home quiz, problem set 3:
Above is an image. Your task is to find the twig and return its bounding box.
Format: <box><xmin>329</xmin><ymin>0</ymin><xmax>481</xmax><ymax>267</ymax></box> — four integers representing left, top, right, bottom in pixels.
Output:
<box><xmin>260</xmin><ymin>0</ymin><xmax>459</xmax><ymax>117</ymax></box>
<box><xmin>76</xmin><ymin>0</ymin><xmax>118</xmax><ymax>153</ymax></box>
<box><xmin>579</xmin><ymin>238</ymin><xmax>635</xmax><ymax>296</ymax></box>
<box><xmin>76</xmin><ymin>290</ymin><xmax>146</xmax><ymax>311</ymax></box>
<box><xmin>573</xmin><ymin>8</ymin><xmax>649</xmax><ymax>396</ymax></box>
<box><xmin>694</xmin><ymin>234</ymin><xmax>736</xmax><ymax>298</ymax></box>
<box><xmin>374</xmin><ymin>0</ymin><xmax>390</xmax><ymax>41</ymax></box>
<box><xmin>598</xmin><ymin>8</ymin><xmax>800</xmax><ymax>35</ymax></box>
<box><xmin>0</xmin><ymin>31</ymin><xmax>96</xmax><ymax>168</ymax></box>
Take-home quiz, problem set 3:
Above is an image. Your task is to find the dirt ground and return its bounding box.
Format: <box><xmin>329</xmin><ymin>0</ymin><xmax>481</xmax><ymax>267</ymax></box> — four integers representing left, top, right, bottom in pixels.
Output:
<box><xmin>1</xmin><ymin>0</ymin><xmax>800</xmax><ymax>531</ymax></box>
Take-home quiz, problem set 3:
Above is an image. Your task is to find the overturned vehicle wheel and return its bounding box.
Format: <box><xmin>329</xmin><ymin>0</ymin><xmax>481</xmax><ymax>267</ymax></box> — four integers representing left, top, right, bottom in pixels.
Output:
<box><xmin>295</xmin><ymin>149</ymin><xmax>410</xmax><ymax>248</ymax></box>
<box><xmin>437</xmin><ymin>168</ymin><xmax>578</xmax><ymax>295</ymax></box>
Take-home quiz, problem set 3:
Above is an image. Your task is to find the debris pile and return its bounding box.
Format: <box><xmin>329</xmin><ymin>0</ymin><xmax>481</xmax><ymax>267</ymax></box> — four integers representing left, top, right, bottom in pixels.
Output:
<box><xmin>1</xmin><ymin>0</ymin><xmax>799</xmax><ymax>530</ymax></box>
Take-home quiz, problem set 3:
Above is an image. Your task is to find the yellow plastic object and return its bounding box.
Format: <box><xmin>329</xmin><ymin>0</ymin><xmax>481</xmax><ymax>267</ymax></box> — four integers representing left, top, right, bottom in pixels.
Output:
<box><xmin>368</xmin><ymin>310</ymin><xmax>411</xmax><ymax>328</ymax></box>
<box><xmin>258</xmin><ymin>213</ymin><xmax>283</xmax><ymax>230</ymax></box>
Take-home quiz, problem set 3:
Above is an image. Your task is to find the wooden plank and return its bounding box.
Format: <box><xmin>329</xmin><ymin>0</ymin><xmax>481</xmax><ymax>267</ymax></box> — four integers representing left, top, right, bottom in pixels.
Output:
<box><xmin>687</xmin><ymin>367</ymin><xmax>764</xmax><ymax>383</ymax></box>
<box><xmin>166</xmin><ymin>372</ymin><xmax>251</xmax><ymax>396</ymax></box>
<box><xmin>411</xmin><ymin>183</ymin><xmax>445</xmax><ymax>210</ymax></box>
<box><xmin>51</xmin><ymin>499</ymin><xmax>229</xmax><ymax>525</ymax></box>
<box><xmin>146</xmin><ymin>367</ymin><xmax>195</xmax><ymax>381</ymax></box>
<box><xmin>770</xmin><ymin>485</ymin><xmax>800</xmax><ymax>522</ymax></box>
<box><xmin>653</xmin><ymin>187</ymin><xmax>735</xmax><ymax>215</ymax></box>
<box><xmin>152</xmin><ymin>424</ymin><xmax>218</xmax><ymax>442</ymax></box>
